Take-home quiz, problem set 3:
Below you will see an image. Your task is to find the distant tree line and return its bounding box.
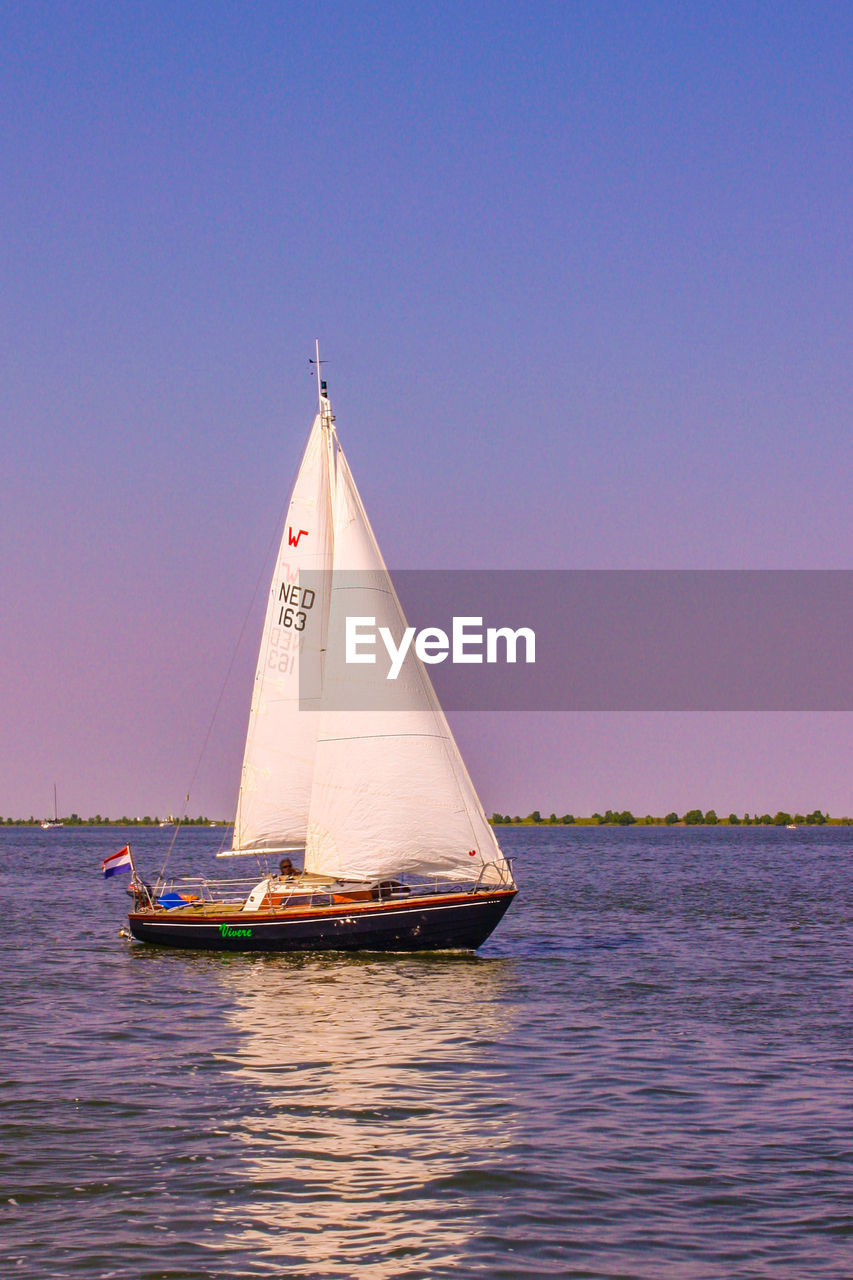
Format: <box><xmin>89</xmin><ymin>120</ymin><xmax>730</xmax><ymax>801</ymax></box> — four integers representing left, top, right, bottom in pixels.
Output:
<box><xmin>490</xmin><ymin>809</ymin><xmax>847</xmax><ymax>826</ymax></box>
<box><xmin>0</xmin><ymin>815</ymin><xmax>226</xmax><ymax>826</ymax></box>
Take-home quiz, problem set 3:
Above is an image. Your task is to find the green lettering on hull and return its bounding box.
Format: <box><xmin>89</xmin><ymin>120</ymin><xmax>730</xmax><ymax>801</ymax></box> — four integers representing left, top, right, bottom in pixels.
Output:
<box><xmin>219</xmin><ymin>924</ymin><xmax>253</xmax><ymax>938</ymax></box>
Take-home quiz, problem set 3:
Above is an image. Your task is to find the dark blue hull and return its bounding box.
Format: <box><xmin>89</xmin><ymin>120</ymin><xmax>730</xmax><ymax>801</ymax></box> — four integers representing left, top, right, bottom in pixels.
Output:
<box><xmin>128</xmin><ymin>888</ymin><xmax>516</xmax><ymax>953</ymax></box>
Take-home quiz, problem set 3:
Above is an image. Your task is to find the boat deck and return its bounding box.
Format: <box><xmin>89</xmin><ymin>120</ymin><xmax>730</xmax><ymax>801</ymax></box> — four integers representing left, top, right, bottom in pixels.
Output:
<box><xmin>132</xmin><ymin>884</ymin><xmax>511</xmax><ymax>919</ymax></box>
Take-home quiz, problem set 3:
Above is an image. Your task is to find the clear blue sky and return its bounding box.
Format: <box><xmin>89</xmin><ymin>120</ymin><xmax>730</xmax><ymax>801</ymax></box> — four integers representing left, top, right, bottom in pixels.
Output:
<box><xmin>2</xmin><ymin>2</ymin><xmax>851</xmax><ymax>818</ymax></box>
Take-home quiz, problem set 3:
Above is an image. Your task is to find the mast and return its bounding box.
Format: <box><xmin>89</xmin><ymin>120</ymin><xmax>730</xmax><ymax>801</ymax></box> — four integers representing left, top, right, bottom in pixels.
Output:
<box><xmin>313</xmin><ymin>339</ymin><xmax>335</xmax><ymax>432</ymax></box>
<box><xmin>228</xmin><ymin>352</ymin><xmax>337</xmax><ymax>856</ymax></box>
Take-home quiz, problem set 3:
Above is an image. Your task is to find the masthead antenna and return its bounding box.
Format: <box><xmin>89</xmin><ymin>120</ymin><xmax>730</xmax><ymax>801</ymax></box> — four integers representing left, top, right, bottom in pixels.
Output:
<box><xmin>309</xmin><ymin>339</ymin><xmax>327</xmax><ymax>412</ymax></box>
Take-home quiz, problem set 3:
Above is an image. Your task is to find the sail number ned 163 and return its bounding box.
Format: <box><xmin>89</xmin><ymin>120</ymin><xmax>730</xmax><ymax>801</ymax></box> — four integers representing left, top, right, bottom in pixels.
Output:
<box><xmin>277</xmin><ymin>583</ymin><xmax>315</xmax><ymax>631</ymax></box>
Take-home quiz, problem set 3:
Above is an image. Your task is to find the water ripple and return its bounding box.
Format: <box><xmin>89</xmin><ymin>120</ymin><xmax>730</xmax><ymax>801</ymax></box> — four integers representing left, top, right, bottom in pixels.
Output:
<box><xmin>2</xmin><ymin>825</ymin><xmax>852</xmax><ymax>1277</ymax></box>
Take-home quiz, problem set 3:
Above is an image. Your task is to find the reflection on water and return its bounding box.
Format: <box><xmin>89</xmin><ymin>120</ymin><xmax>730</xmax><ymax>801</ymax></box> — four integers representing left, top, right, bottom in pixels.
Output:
<box><xmin>215</xmin><ymin>956</ymin><xmax>516</xmax><ymax>1277</ymax></box>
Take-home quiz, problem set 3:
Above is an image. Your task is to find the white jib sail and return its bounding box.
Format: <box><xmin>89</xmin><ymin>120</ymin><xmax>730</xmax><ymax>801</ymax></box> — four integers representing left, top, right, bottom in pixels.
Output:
<box><xmin>232</xmin><ymin>414</ymin><xmax>334</xmax><ymax>853</ymax></box>
<box><xmin>305</xmin><ymin>445</ymin><xmax>510</xmax><ymax>884</ymax></box>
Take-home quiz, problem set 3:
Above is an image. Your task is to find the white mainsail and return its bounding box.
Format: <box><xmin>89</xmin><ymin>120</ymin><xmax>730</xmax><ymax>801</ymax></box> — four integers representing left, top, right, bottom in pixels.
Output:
<box><xmin>232</xmin><ymin>413</ymin><xmax>334</xmax><ymax>853</ymax></box>
<box><xmin>304</xmin><ymin>445</ymin><xmax>508</xmax><ymax>884</ymax></box>
<box><xmin>233</xmin><ymin>387</ymin><xmax>510</xmax><ymax>885</ymax></box>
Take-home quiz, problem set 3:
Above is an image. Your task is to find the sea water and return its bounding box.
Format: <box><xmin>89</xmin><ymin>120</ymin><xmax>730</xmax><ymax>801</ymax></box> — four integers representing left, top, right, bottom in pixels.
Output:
<box><xmin>2</xmin><ymin>824</ymin><xmax>851</xmax><ymax>1278</ymax></box>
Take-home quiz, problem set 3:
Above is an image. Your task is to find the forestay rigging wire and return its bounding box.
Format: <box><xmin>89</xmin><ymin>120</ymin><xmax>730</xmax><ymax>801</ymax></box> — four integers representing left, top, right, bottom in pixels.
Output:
<box><xmin>155</xmin><ymin>499</ymin><xmax>289</xmax><ymax>889</ymax></box>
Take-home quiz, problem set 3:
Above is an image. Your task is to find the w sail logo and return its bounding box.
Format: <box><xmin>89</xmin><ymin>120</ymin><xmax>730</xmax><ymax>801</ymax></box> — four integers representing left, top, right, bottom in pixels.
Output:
<box><xmin>288</xmin><ymin>527</ymin><xmax>309</xmax><ymax>547</ymax></box>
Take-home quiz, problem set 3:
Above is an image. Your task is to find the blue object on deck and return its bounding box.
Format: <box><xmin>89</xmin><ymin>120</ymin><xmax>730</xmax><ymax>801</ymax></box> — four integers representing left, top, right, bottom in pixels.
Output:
<box><xmin>157</xmin><ymin>892</ymin><xmax>189</xmax><ymax>910</ymax></box>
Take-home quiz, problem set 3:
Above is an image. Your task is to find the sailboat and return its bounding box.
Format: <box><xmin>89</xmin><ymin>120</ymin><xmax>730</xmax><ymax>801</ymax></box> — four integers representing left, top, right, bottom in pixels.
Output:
<box><xmin>126</xmin><ymin>353</ymin><xmax>517</xmax><ymax>951</ymax></box>
<box><xmin>41</xmin><ymin>784</ymin><xmax>62</xmax><ymax>830</ymax></box>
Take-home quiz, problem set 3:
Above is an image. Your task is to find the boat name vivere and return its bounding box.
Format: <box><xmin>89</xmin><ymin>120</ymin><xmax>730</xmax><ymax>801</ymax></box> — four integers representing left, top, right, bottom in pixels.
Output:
<box><xmin>346</xmin><ymin>616</ymin><xmax>536</xmax><ymax>681</ymax></box>
<box><xmin>219</xmin><ymin>924</ymin><xmax>253</xmax><ymax>938</ymax></box>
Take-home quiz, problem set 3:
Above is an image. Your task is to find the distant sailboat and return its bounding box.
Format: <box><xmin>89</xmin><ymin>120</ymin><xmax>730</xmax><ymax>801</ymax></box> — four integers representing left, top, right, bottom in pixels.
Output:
<box><xmin>124</xmin><ymin>351</ymin><xmax>516</xmax><ymax>951</ymax></box>
<box><xmin>41</xmin><ymin>785</ymin><xmax>62</xmax><ymax>830</ymax></box>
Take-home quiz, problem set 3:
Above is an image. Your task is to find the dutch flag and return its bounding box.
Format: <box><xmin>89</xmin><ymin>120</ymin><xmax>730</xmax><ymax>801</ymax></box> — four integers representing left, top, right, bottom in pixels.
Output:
<box><xmin>102</xmin><ymin>846</ymin><xmax>133</xmax><ymax>879</ymax></box>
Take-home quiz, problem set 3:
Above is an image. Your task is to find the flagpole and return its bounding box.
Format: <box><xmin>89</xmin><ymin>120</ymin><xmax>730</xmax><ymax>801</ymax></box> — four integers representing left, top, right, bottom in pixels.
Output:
<box><xmin>125</xmin><ymin>845</ymin><xmax>148</xmax><ymax>905</ymax></box>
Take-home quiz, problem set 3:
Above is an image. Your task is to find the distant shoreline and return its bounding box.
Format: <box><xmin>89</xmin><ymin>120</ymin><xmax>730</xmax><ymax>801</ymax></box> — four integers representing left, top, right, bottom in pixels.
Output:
<box><xmin>490</xmin><ymin>809</ymin><xmax>852</xmax><ymax>827</ymax></box>
<box><xmin>1</xmin><ymin>817</ymin><xmax>228</xmax><ymax>827</ymax></box>
<box><xmin>4</xmin><ymin>811</ymin><xmax>851</xmax><ymax>827</ymax></box>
